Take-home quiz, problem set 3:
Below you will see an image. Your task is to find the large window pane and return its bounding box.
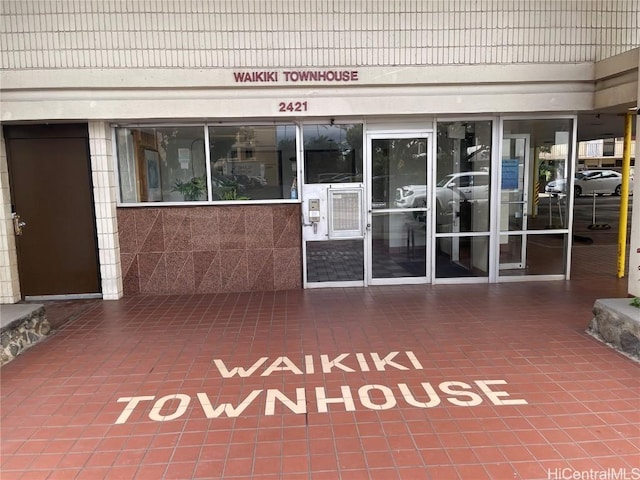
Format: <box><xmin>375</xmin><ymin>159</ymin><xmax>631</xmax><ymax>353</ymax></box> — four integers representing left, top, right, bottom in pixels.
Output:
<box><xmin>436</xmin><ymin>121</ymin><xmax>492</xmax><ymax>233</ymax></box>
<box><xmin>117</xmin><ymin>124</ymin><xmax>298</xmax><ymax>203</ymax></box>
<box><xmin>373</xmin><ymin>137</ymin><xmax>427</xmax><ymax>210</ymax></box>
<box><xmin>304</xmin><ymin>124</ymin><xmax>363</xmax><ymax>184</ymax></box>
<box><xmin>209</xmin><ymin>125</ymin><xmax>297</xmax><ymax>200</ymax></box>
<box><xmin>502</xmin><ymin>119</ymin><xmax>574</xmax><ymax>230</ymax></box>
<box><xmin>116</xmin><ymin>126</ymin><xmax>206</xmax><ymax>203</ymax></box>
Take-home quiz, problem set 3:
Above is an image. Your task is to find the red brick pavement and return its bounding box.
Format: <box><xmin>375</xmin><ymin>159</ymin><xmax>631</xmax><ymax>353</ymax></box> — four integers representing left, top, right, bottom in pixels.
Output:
<box><xmin>1</xmin><ymin>246</ymin><xmax>638</xmax><ymax>480</ymax></box>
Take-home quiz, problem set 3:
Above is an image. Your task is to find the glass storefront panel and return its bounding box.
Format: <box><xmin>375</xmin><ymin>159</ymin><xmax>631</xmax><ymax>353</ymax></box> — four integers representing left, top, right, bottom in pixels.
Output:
<box><xmin>435</xmin><ymin>235</ymin><xmax>489</xmax><ymax>278</ymax></box>
<box><xmin>372</xmin><ymin>137</ymin><xmax>428</xmax><ymax>210</ymax></box>
<box><xmin>371</xmin><ymin>212</ymin><xmax>426</xmax><ymax>278</ymax></box>
<box><xmin>436</xmin><ymin>121</ymin><xmax>492</xmax><ymax>233</ymax></box>
<box><xmin>499</xmin><ymin>233</ymin><xmax>567</xmax><ymax>276</ymax></box>
<box><xmin>306</xmin><ymin>240</ymin><xmax>364</xmax><ymax>282</ymax></box>
<box><xmin>303</xmin><ymin>124</ymin><xmax>363</xmax><ymax>184</ymax></box>
<box><xmin>209</xmin><ymin>125</ymin><xmax>297</xmax><ymax>201</ymax></box>
<box><xmin>116</xmin><ymin>124</ymin><xmax>297</xmax><ymax>203</ymax></box>
<box><xmin>502</xmin><ymin>119</ymin><xmax>574</xmax><ymax>230</ymax></box>
<box><xmin>116</xmin><ymin>126</ymin><xmax>207</xmax><ymax>203</ymax></box>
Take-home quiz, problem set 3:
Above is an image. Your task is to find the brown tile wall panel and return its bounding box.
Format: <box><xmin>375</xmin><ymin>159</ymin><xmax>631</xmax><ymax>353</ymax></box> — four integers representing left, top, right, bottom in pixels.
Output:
<box><xmin>117</xmin><ymin>209</ymin><xmax>137</xmax><ymax>254</ymax></box>
<box><xmin>117</xmin><ymin>205</ymin><xmax>301</xmax><ymax>296</ymax></box>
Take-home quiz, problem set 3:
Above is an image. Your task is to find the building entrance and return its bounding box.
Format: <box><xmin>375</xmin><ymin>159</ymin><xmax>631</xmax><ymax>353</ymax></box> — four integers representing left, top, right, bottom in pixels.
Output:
<box><xmin>4</xmin><ymin>124</ymin><xmax>101</xmax><ymax>299</ymax></box>
<box><xmin>368</xmin><ymin>134</ymin><xmax>430</xmax><ymax>284</ymax></box>
<box><xmin>301</xmin><ymin>127</ymin><xmax>431</xmax><ymax>287</ymax></box>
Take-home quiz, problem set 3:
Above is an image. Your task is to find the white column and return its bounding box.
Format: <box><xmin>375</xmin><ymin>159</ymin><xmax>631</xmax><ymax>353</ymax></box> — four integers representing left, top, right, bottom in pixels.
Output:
<box><xmin>0</xmin><ymin>129</ymin><xmax>21</xmax><ymax>303</ymax></box>
<box><xmin>628</xmin><ymin>51</ymin><xmax>640</xmax><ymax>298</ymax></box>
<box><xmin>628</xmin><ymin>111</ymin><xmax>640</xmax><ymax>297</ymax></box>
<box><xmin>88</xmin><ymin>122</ymin><xmax>123</xmax><ymax>300</ymax></box>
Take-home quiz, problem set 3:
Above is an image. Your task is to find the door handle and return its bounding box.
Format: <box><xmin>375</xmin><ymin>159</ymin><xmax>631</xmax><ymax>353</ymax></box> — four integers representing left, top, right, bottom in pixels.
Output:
<box><xmin>12</xmin><ymin>213</ymin><xmax>26</xmax><ymax>236</ymax></box>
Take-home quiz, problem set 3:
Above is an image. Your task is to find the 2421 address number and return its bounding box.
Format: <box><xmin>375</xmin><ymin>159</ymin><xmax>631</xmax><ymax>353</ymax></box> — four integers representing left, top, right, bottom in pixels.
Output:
<box><xmin>278</xmin><ymin>101</ymin><xmax>308</xmax><ymax>112</ymax></box>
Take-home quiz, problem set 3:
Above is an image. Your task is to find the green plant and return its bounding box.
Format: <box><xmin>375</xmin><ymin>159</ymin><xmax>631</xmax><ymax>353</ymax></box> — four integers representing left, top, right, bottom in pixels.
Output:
<box><xmin>172</xmin><ymin>176</ymin><xmax>206</xmax><ymax>201</ymax></box>
<box><xmin>630</xmin><ymin>297</ymin><xmax>640</xmax><ymax>308</ymax></box>
<box><xmin>214</xmin><ymin>178</ymin><xmax>250</xmax><ymax>201</ymax></box>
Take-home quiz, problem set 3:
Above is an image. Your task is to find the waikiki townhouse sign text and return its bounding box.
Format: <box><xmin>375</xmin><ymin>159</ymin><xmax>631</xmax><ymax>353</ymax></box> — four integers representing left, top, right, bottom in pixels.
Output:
<box><xmin>233</xmin><ymin>69</ymin><xmax>360</xmax><ymax>83</ymax></box>
<box><xmin>114</xmin><ymin>351</ymin><xmax>528</xmax><ymax>424</ymax></box>
<box><xmin>232</xmin><ymin>69</ymin><xmax>361</xmax><ymax>112</ymax></box>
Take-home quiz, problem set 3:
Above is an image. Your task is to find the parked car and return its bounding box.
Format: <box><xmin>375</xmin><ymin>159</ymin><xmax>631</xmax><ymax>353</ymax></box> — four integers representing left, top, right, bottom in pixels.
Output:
<box><xmin>395</xmin><ymin>171</ymin><xmax>490</xmax><ymax>217</ymax></box>
<box><xmin>545</xmin><ymin>169</ymin><xmax>634</xmax><ymax>196</ymax></box>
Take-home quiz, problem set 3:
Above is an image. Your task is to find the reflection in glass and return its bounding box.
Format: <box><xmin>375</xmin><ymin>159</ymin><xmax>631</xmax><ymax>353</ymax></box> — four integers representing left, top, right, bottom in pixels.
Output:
<box><xmin>306</xmin><ymin>240</ymin><xmax>364</xmax><ymax>282</ymax></box>
<box><xmin>116</xmin><ymin>124</ymin><xmax>298</xmax><ymax>203</ymax></box>
<box><xmin>371</xmin><ymin>137</ymin><xmax>428</xmax><ymax>210</ymax></box>
<box><xmin>304</xmin><ymin>124</ymin><xmax>363</xmax><ymax>184</ymax></box>
<box><xmin>209</xmin><ymin>125</ymin><xmax>297</xmax><ymax>200</ymax></box>
<box><xmin>371</xmin><ymin>213</ymin><xmax>426</xmax><ymax>278</ymax></box>
<box><xmin>502</xmin><ymin>119</ymin><xmax>574</xmax><ymax>230</ymax></box>
<box><xmin>116</xmin><ymin>126</ymin><xmax>206</xmax><ymax>202</ymax></box>
<box><xmin>436</xmin><ymin>121</ymin><xmax>492</xmax><ymax>233</ymax></box>
<box><xmin>500</xmin><ymin>234</ymin><xmax>567</xmax><ymax>276</ymax></box>
<box><xmin>435</xmin><ymin>236</ymin><xmax>489</xmax><ymax>278</ymax></box>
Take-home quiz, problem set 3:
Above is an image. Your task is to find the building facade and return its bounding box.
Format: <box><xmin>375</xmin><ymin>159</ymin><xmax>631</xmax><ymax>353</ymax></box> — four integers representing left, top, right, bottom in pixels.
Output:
<box><xmin>1</xmin><ymin>0</ymin><xmax>639</xmax><ymax>303</ymax></box>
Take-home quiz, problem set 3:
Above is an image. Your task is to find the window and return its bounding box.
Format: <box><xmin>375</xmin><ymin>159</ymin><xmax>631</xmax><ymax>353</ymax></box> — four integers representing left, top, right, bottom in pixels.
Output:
<box><xmin>208</xmin><ymin>125</ymin><xmax>297</xmax><ymax>201</ymax></box>
<box><xmin>603</xmin><ymin>138</ymin><xmax>615</xmax><ymax>156</ymax></box>
<box><xmin>116</xmin><ymin>126</ymin><xmax>206</xmax><ymax>203</ymax></box>
<box><xmin>116</xmin><ymin>124</ymin><xmax>297</xmax><ymax>203</ymax></box>
<box><xmin>435</xmin><ymin>121</ymin><xmax>492</xmax><ymax>234</ymax></box>
<box><xmin>303</xmin><ymin>124</ymin><xmax>363</xmax><ymax>184</ymax></box>
<box><xmin>434</xmin><ymin>120</ymin><xmax>492</xmax><ymax>279</ymax></box>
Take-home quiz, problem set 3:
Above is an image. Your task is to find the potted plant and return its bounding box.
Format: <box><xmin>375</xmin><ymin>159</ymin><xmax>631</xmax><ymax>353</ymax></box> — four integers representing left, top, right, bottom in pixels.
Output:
<box><xmin>172</xmin><ymin>176</ymin><xmax>206</xmax><ymax>201</ymax></box>
<box><xmin>214</xmin><ymin>177</ymin><xmax>250</xmax><ymax>200</ymax></box>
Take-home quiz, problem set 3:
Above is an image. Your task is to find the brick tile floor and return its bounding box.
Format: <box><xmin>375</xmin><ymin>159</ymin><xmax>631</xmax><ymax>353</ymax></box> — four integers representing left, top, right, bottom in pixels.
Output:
<box><xmin>1</xmin><ymin>246</ymin><xmax>639</xmax><ymax>479</ymax></box>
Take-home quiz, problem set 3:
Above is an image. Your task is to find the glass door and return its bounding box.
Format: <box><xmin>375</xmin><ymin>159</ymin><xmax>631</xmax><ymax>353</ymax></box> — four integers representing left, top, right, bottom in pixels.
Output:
<box><xmin>368</xmin><ymin>134</ymin><xmax>430</xmax><ymax>284</ymax></box>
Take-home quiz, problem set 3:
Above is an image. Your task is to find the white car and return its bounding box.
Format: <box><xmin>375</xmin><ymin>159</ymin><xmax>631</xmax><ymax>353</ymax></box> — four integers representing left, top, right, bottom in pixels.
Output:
<box><xmin>395</xmin><ymin>171</ymin><xmax>490</xmax><ymax>211</ymax></box>
<box><xmin>545</xmin><ymin>170</ymin><xmax>633</xmax><ymax>196</ymax></box>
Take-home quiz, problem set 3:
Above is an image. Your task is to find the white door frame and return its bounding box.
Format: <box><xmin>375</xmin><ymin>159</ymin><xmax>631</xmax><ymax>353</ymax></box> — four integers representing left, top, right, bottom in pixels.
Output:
<box><xmin>499</xmin><ymin>133</ymin><xmax>531</xmax><ymax>270</ymax></box>
<box><xmin>366</xmin><ymin>131</ymin><xmax>433</xmax><ymax>286</ymax></box>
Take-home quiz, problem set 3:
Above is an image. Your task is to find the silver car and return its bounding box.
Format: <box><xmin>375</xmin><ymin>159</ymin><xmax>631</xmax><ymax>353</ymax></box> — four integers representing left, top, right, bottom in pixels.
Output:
<box><xmin>395</xmin><ymin>171</ymin><xmax>490</xmax><ymax>208</ymax></box>
<box><xmin>545</xmin><ymin>169</ymin><xmax>634</xmax><ymax>196</ymax></box>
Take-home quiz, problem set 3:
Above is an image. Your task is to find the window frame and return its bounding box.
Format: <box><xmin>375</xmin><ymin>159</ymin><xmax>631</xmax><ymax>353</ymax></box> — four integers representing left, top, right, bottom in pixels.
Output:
<box><xmin>113</xmin><ymin>122</ymin><xmax>302</xmax><ymax>207</ymax></box>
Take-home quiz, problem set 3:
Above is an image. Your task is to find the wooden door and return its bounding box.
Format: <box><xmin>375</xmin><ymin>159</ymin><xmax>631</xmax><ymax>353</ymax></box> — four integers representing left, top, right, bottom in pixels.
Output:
<box><xmin>4</xmin><ymin>124</ymin><xmax>101</xmax><ymax>298</ymax></box>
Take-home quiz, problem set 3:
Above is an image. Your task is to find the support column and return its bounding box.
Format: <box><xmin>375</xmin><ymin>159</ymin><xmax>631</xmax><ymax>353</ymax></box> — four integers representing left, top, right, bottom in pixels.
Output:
<box><xmin>617</xmin><ymin>113</ymin><xmax>633</xmax><ymax>278</ymax></box>
<box><xmin>0</xmin><ymin>129</ymin><xmax>21</xmax><ymax>303</ymax></box>
<box><xmin>88</xmin><ymin>122</ymin><xmax>123</xmax><ymax>300</ymax></box>
<box><xmin>628</xmin><ymin>112</ymin><xmax>640</xmax><ymax>297</ymax></box>
<box><xmin>628</xmin><ymin>50</ymin><xmax>640</xmax><ymax>297</ymax></box>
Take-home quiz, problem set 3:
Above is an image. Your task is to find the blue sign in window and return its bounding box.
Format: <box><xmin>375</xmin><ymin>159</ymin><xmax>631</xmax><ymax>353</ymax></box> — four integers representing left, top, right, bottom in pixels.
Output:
<box><xmin>501</xmin><ymin>159</ymin><xmax>520</xmax><ymax>190</ymax></box>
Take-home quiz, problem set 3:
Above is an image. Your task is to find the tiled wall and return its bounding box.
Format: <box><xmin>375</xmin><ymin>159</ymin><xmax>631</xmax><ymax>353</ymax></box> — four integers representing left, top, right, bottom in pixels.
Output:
<box><xmin>0</xmin><ymin>132</ymin><xmax>20</xmax><ymax>303</ymax></box>
<box><xmin>0</xmin><ymin>0</ymin><xmax>638</xmax><ymax>70</ymax></box>
<box><xmin>118</xmin><ymin>205</ymin><xmax>302</xmax><ymax>295</ymax></box>
<box><xmin>88</xmin><ymin>122</ymin><xmax>122</xmax><ymax>300</ymax></box>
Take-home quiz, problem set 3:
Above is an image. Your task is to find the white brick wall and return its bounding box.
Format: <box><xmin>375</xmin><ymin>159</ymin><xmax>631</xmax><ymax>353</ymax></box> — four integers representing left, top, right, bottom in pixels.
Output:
<box><xmin>88</xmin><ymin>122</ymin><xmax>122</xmax><ymax>300</ymax></box>
<box><xmin>0</xmin><ymin>132</ymin><xmax>21</xmax><ymax>303</ymax></box>
<box><xmin>0</xmin><ymin>0</ymin><xmax>637</xmax><ymax>70</ymax></box>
